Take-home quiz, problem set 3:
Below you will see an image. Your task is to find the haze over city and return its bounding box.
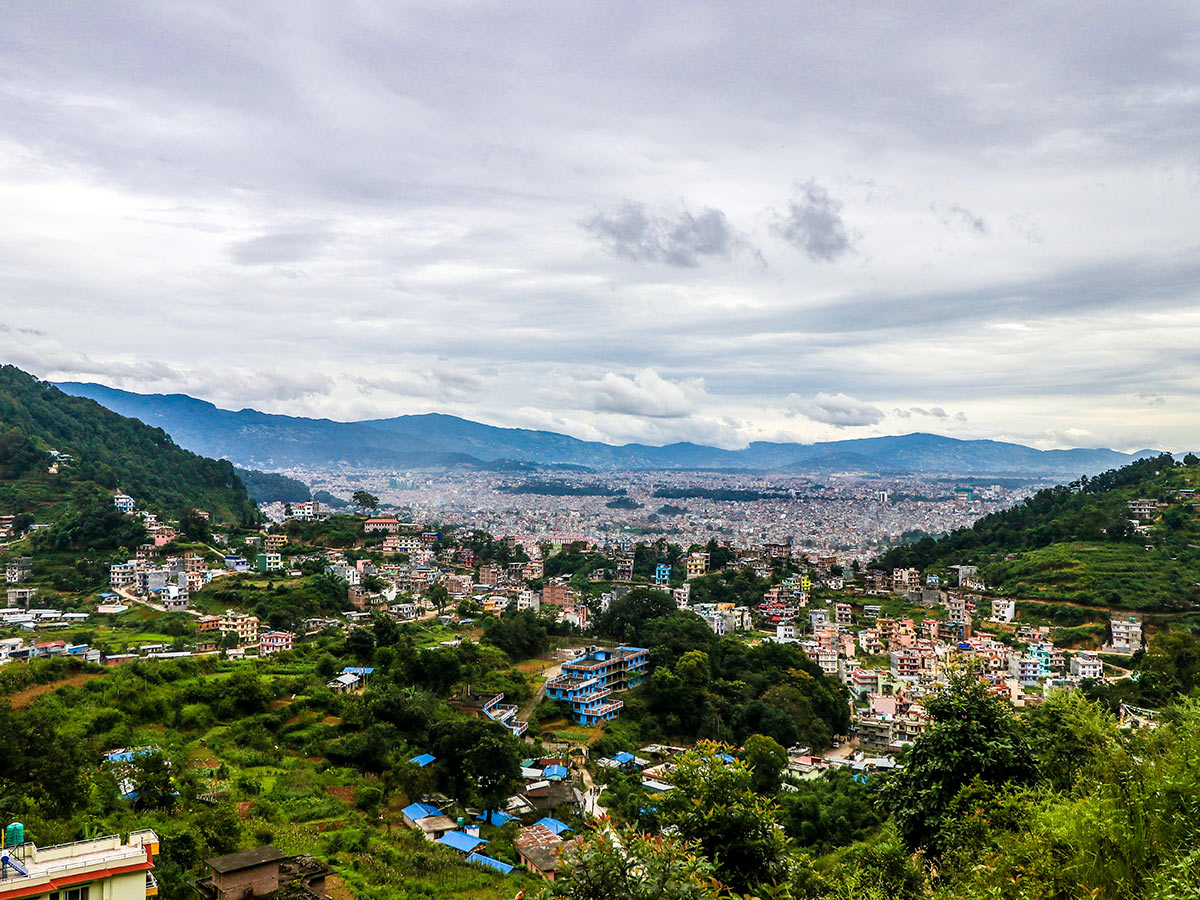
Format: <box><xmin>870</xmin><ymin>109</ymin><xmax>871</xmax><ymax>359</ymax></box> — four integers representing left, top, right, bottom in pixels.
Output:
<box><xmin>3</xmin><ymin>2</ymin><xmax>1200</xmax><ymax>453</ymax></box>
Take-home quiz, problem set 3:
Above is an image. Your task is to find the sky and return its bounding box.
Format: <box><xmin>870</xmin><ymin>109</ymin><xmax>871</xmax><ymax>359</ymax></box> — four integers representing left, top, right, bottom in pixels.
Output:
<box><xmin>2</xmin><ymin>2</ymin><xmax>1199</xmax><ymax>453</ymax></box>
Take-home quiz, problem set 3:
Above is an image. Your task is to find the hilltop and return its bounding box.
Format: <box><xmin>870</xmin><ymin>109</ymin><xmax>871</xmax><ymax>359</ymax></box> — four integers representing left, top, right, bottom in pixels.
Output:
<box><xmin>57</xmin><ymin>380</ymin><xmax>1157</xmax><ymax>476</ymax></box>
<box><xmin>878</xmin><ymin>453</ymin><xmax>1200</xmax><ymax>620</ymax></box>
<box><xmin>0</xmin><ymin>365</ymin><xmax>256</xmax><ymax>523</ymax></box>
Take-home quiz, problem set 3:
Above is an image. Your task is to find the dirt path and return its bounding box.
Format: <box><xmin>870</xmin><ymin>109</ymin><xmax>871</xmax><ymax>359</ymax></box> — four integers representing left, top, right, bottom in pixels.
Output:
<box><xmin>9</xmin><ymin>672</ymin><xmax>106</xmax><ymax>709</ymax></box>
<box><xmin>518</xmin><ymin>660</ymin><xmax>562</xmax><ymax>720</ymax></box>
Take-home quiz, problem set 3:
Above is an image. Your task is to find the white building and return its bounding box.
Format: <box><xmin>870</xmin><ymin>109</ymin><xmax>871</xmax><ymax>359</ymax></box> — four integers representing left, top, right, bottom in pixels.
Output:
<box><xmin>1108</xmin><ymin>616</ymin><xmax>1143</xmax><ymax>654</ymax></box>
<box><xmin>1070</xmin><ymin>652</ymin><xmax>1104</xmax><ymax>680</ymax></box>
<box><xmin>990</xmin><ymin>598</ymin><xmax>1016</xmax><ymax>623</ymax></box>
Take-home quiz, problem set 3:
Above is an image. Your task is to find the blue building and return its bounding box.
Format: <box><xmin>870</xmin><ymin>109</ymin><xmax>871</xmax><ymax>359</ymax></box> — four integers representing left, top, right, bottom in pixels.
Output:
<box><xmin>546</xmin><ymin>646</ymin><xmax>649</xmax><ymax>725</ymax></box>
<box><xmin>655</xmin><ymin>564</ymin><xmax>671</xmax><ymax>585</ymax></box>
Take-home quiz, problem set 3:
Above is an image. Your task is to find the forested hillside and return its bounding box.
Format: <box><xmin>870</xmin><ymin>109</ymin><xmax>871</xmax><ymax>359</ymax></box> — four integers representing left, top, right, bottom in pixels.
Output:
<box><xmin>0</xmin><ymin>365</ymin><xmax>256</xmax><ymax>522</ymax></box>
<box><xmin>877</xmin><ymin>453</ymin><xmax>1200</xmax><ymax>614</ymax></box>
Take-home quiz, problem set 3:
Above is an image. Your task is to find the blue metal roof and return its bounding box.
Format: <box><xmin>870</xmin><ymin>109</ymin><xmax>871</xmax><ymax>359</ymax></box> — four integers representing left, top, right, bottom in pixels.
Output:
<box><xmin>401</xmin><ymin>801</ymin><xmax>443</xmax><ymax>821</ymax></box>
<box><xmin>612</xmin><ymin>751</ymin><xmax>635</xmax><ymax>764</ymax></box>
<box><xmin>410</xmin><ymin>753</ymin><xmax>436</xmax><ymax>768</ymax></box>
<box><xmin>342</xmin><ymin>666</ymin><xmax>375</xmax><ymax>675</ymax></box>
<box><xmin>533</xmin><ymin>816</ymin><xmax>571</xmax><ymax>835</ymax></box>
<box><xmin>466</xmin><ymin>852</ymin><xmax>513</xmax><ymax>875</ymax></box>
<box><xmin>438</xmin><ymin>831</ymin><xmax>487</xmax><ymax>854</ymax></box>
<box><xmin>476</xmin><ymin>809</ymin><xmax>517</xmax><ymax>826</ymax></box>
<box><xmin>543</xmin><ymin>764</ymin><xmax>569</xmax><ymax>780</ymax></box>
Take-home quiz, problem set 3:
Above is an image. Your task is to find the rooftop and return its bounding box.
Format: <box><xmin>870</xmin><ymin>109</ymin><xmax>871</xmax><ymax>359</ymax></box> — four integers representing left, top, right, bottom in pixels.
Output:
<box><xmin>0</xmin><ymin>831</ymin><xmax>157</xmax><ymax>899</ymax></box>
<box><xmin>206</xmin><ymin>845</ymin><xmax>286</xmax><ymax>874</ymax></box>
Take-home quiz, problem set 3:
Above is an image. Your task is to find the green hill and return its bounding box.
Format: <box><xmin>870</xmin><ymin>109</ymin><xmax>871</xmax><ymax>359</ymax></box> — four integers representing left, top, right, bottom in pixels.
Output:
<box><xmin>0</xmin><ymin>364</ymin><xmax>256</xmax><ymax>523</ymax></box>
<box><xmin>876</xmin><ymin>453</ymin><xmax>1200</xmax><ymax>618</ymax></box>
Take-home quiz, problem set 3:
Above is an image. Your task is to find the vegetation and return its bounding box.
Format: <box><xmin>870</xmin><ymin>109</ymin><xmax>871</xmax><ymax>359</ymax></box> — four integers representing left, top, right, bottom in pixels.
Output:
<box><xmin>0</xmin><ymin>365</ymin><xmax>256</xmax><ymax>522</ymax></box>
<box><xmin>235</xmin><ymin>468</ymin><xmax>311</xmax><ymax>503</ymax></box>
<box><xmin>877</xmin><ymin>454</ymin><xmax>1200</xmax><ymax>615</ymax></box>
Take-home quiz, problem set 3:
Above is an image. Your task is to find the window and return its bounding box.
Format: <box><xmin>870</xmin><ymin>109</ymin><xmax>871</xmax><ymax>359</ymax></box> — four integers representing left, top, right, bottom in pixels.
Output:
<box><xmin>50</xmin><ymin>887</ymin><xmax>89</xmax><ymax>900</ymax></box>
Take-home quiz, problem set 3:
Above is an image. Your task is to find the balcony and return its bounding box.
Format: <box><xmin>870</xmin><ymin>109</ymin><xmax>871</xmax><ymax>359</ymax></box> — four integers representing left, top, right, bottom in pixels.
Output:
<box><xmin>146</xmin><ymin>872</ymin><xmax>159</xmax><ymax>897</ymax></box>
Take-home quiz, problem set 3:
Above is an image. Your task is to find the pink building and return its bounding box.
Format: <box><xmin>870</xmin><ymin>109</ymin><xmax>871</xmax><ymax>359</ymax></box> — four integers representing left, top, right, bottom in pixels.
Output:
<box><xmin>259</xmin><ymin>630</ymin><xmax>294</xmax><ymax>656</ymax></box>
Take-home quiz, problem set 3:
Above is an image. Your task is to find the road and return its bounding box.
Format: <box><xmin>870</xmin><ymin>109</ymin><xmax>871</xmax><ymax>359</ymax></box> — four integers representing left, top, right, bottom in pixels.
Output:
<box><xmin>112</xmin><ymin>584</ymin><xmax>203</xmax><ymax>616</ymax></box>
<box><xmin>579</xmin><ymin>766</ymin><xmax>608</xmax><ymax>818</ymax></box>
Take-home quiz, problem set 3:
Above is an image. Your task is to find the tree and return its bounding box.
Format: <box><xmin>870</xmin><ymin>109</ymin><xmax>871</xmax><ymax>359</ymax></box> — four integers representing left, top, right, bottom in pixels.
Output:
<box><xmin>742</xmin><ymin>733</ymin><xmax>788</xmax><ymax>795</ymax></box>
<box><xmin>1185</xmin><ymin>452</ymin><xmax>1199</xmax><ymax>466</ymax></box>
<box><xmin>658</xmin><ymin>743</ymin><xmax>791</xmax><ymax>893</ymax></box>
<box><xmin>352</xmin><ymin>490</ymin><xmax>379</xmax><ymax>512</ymax></box>
<box><xmin>544</xmin><ymin>823</ymin><xmax>723</xmax><ymax>900</ymax></box>
<box><xmin>597</xmin><ymin>587</ymin><xmax>676</xmax><ymax>645</ymax></box>
<box><xmin>178</xmin><ymin>508</ymin><xmax>211</xmax><ymax>542</ymax></box>
<box><xmin>428</xmin><ymin>583</ymin><xmax>450</xmax><ymax>613</ymax></box>
<box><xmin>1023</xmin><ymin>688</ymin><xmax>1118</xmax><ymax>792</ymax></box>
<box><xmin>130</xmin><ymin>751</ymin><xmax>176</xmax><ymax>810</ymax></box>
<box><xmin>879</xmin><ymin>669</ymin><xmax>1036</xmax><ymax>855</ymax></box>
<box><xmin>346</xmin><ymin>628</ymin><xmax>376</xmax><ymax>664</ymax></box>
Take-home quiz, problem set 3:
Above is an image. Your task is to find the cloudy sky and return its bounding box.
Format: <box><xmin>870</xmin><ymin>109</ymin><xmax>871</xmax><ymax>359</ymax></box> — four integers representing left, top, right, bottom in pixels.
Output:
<box><xmin>2</xmin><ymin>2</ymin><xmax>1199</xmax><ymax>452</ymax></box>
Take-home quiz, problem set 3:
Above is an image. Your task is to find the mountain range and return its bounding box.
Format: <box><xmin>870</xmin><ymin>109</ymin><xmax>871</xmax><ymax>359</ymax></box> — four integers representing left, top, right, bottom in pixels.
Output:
<box><xmin>54</xmin><ymin>381</ymin><xmax>1162</xmax><ymax>477</ymax></box>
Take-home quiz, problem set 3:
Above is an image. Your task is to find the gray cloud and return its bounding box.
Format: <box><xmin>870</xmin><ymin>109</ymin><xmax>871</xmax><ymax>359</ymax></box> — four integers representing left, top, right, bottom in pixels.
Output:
<box><xmin>771</xmin><ymin>181</ymin><xmax>855</xmax><ymax>262</ymax></box>
<box><xmin>933</xmin><ymin>203</ymin><xmax>989</xmax><ymax>234</ymax></box>
<box><xmin>229</xmin><ymin>231</ymin><xmax>334</xmax><ymax>265</ymax></box>
<box><xmin>786</xmin><ymin>392</ymin><xmax>884</xmax><ymax>427</ymax></box>
<box><xmin>2</xmin><ymin>3</ymin><xmax>1200</xmax><ymax>450</ymax></box>
<box><xmin>351</xmin><ymin>369</ymin><xmax>484</xmax><ymax>403</ymax></box>
<box><xmin>582</xmin><ymin>202</ymin><xmax>751</xmax><ymax>267</ymax></box>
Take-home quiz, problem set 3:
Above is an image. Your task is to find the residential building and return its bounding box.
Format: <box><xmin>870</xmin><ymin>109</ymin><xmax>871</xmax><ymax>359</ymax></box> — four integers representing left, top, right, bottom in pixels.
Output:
<box><xmin>546</xmin><ymin>646</ymin><xmax>649</xmax><ymax>725</ymax></box>
<box><xmin>5</xmin><ymin>557</ymin><xmax>32</xmax><ymax>583</ymax></box>
<box><xmin>363</xmin><ymin>517</ymin><xmax>400</xmax><ymax>534</ymax></box>
<box><xmin>6</xmin><ymin>586</ymin><xmax>36</xmax><ymax>607</ymax></box>
<box><xmin>1070</xmin><ymin>651</ymin><xmax>1104</xmax><ymax>680</ymax></box>
<box><xmin>1127</xmin><ymin>498</ymin><xmax>1159</xmax><ymax>518</ymax></box>
<box><xmin>452</xmin><ymin>686</ymin><xmax>528</xmax><ymax>736</ymax></box>
<box><xmin>111</xmin><ymin>564</ymin><xmax>137</xmax><ymax>592</ymax></box>
<box><xmin>255</xmin><ymin>553</ymin><xmax>283</xmax><ymax>573</ymax></box>
<box><xmin>990</xmin><ymin>598</ymin><xmax>1016</xmax><ymax>623</ymax></box>
<box><xmin>194</xmin><ymin>846</ymin><xmax>330</xmax><ymax>900</ymax></box>
<box><xmin>541</xmin><ymin>580</ymin><xmax>575</xmax><ymax>607</ymax></box>
<box><xmin>218</xmin><ymin>610</ymin><xmax>260</xmax><ymax>647</ymax></box>
<box><xmin>654</xmin><ymin>563</ymin><xmax>671</xmax><ymax>585</ymax></box>
<box><xmin>1108</xmin><ymin>616</ymin><xmax>1143</xmax><ymax>654</ymax></box>
<box><xmin>113</xmin><ymin>493</ymin><xmax>136</xmax><ymax>513</ymax></box>
<box><xmin>259</xmin><ymin>630</ymin><xmax>294</xmax><ymax>656</ymax></box>
<box><xmin>0</xmin><ymin>829</ymin><xmax>159</xmax><ymax>900</ymax></box>
<box><xmin>686</xmin><ymin>553</ymin><xmax>709</xmax><ymax>580</ymax></box>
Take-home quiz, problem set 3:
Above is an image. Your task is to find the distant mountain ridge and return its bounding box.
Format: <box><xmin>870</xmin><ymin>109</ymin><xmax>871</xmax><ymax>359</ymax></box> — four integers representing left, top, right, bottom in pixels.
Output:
<box><xmin>54</xmin><ymin>381</ymin><xmax>1161</xmax><ymax>477</ymax></box>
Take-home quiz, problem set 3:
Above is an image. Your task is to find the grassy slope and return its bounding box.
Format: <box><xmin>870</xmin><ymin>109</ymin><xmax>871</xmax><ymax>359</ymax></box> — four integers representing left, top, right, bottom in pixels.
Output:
<box><xmin>979</xmin><ymin>465</ymin><xmax>1200</xmax><ymax>619</ymax></box>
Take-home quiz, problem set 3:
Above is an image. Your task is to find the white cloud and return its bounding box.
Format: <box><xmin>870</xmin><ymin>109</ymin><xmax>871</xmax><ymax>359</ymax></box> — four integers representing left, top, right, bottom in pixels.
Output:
<box><xmin>571</xmin><ymin>369</ymin><xmax>710</xmax><ymax>419</ymax></box>
<box><xmin>786</xmin><ymin>392</ymin><xmax>885</xmax><ymax>427</ymax></box>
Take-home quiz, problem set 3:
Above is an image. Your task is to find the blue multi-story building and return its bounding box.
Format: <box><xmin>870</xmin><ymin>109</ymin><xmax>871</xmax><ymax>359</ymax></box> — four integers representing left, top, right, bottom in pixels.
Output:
<box><xmin>654</xmin><ymin>564</ymin><xmax>671</xmax><ymax>585</ymax></box>
<box><xmin>546</xmin><ymin>646</ymin><xmax>649</xmax><ymax>726</ymax></box>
